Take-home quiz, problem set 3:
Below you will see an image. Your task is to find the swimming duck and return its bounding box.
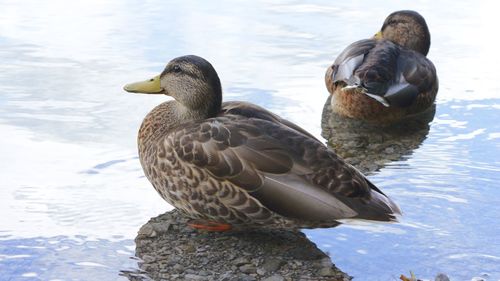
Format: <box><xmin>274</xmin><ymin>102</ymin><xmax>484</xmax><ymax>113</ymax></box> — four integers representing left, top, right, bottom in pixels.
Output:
<box><xmin>124</xmin><ymin>55</ymin><xmax>401</xmax><ymax>230</ymax></box>
<box><xmin>325</xmin><ymin>10</ymin><xmax>438</xmax><ymax>123</ymax></box>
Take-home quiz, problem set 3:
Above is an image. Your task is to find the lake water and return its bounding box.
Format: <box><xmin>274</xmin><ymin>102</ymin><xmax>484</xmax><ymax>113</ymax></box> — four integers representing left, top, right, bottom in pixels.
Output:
<box><xmin>1</xmin><ymin>0</ymin><xmax>499</xmax><ymax>280</ymax></box>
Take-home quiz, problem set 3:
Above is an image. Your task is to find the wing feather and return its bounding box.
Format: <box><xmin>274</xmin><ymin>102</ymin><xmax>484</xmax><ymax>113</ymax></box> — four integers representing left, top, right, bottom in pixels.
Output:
<box><xmin>161</xmin><ymin>113</ymin><xmax>400</xmax><ymax>222</ymax></box>
<box><xmin>330</xmin><ymin>39</ymin><xmax>437</xmax><ymax>108</ymax></box>
<box><xmin>331</xmin><ymin>39</ymin><xmax>377</xmax><ymax>84</ymax></box>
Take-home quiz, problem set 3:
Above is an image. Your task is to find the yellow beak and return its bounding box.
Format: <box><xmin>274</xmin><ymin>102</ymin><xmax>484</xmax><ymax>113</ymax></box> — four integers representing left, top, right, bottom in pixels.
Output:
<box><xmin>123</xmin><ymin>75</ymin><xmax>163</xmax><ymax>94</ymax></box>
<box><xmin>374</xmin><ymin>31</ymin><xmax>383</xmax><ymax>40</ymax></box>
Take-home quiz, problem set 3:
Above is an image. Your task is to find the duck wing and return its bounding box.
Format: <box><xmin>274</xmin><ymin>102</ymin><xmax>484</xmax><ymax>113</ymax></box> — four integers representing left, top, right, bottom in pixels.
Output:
<box><xmin>331</xmin><ymin>39</ymin><xmax>437</xmax><ymax>107</ymax></box>
<box><xmin>164</xmin><ymin>114</ymin><xmax>400</xmax><ymax>222</ymax></box>
<box><xmin>330</xmin><ymin>39</ymin><xmax>377</xmax><ymax>86</ymax></box>
<box><xmin>390</xmin><ymin>48</ymin><xmax>438</xmax><ymax>107</ymax></box>
<box><xmin>220</xmin><ymin>101</ymin><xmax>318</xmax><ymax>140</ymax></box>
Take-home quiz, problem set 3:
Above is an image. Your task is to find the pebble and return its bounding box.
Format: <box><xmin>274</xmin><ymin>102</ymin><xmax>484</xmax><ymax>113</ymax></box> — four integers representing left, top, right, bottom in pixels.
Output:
<box><xmin>137</xmin><ymin>224</ymin><xmax>156</xmax><ymax>238</ymax></box>
<box><xmin>172</xmin><ymin>263</ymin><xmax>184</xmax><ymax>273</ymax></box>
<box><xmin>184</xmin><ymin>273</ymin><xmax>208</xmax><ymax>281</ymax></box>
<box><xmin>384</xmin><ymin>147</ymin><xmax>395</xmax><ymax>154</ymax></box>
<box><xmin>261</xmin><ymin>258</ymin><xmax>284</xmax><ymax>273</ymax></box>
<box><xmin>233</xmin><ymin>257</ymin><xmax>251</xmax><ymax>266</ymax></box>
<box><xmin>141</xmin><ymin>254</ymin><xmax>155</xmax><ymax>263</ymax></box>
<box><xmin>239</xmin><ymin>264</ymin><xmax>257</xmax><ymax>274</ymax></box>
<box><xmin>256</xmin><ymin>268</ymin><xmax>266</xmax><ymax>276</ymax></box>
<box><xmin>151</xmin><ymin>222</ymin><xmax>171</xmax><ymax>234</ymax></box>
<box><xmin>239</xmin><ymin>275</ymin><xmax>257</xmax><ymax>281</ymax></box>
<box><xmin>262</xmin><ymin>275</ymin><xmax>285</xmax><ymax>281</ymax></box>
<box><xmin>219</xmin><ymin>271</ymin><xmax>234</xmax><ymax>281</ymax></box>
<box><xmin>185</xmin><ymin>268</ymin><xmax>196</xmax><ymax>274</ymax></box>
<box><xmin>198</xmin><ymin>270</ymin><xmax>209</xmax><ymax>276</ymax></box>
<box><xmin>319</xmin><ymin>267</ymin><xmax>335</xmax><ymax>277</ymax></box>
<box><xmin>184</xmin><ymin>244</ymin><xmax>196</xmax><ymax>253</ymax></box>
<box><xmin>319</xmin><ymin>257</ymin><xmax>333</xmax><ymax>267</ymax></box>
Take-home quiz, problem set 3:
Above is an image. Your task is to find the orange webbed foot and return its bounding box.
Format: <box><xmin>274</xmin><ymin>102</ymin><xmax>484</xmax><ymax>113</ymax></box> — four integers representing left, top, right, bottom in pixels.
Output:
<box><xmin>187</xmin><ymin>220</ymin><xmax>232</xmax><ymax>232</ymax></box>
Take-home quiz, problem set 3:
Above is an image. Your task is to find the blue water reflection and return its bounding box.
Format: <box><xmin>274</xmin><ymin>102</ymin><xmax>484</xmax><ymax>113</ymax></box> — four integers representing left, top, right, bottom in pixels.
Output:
<box><xmin>1</xmin><ymin>0</ymin><xmax>499</xmax><ymax>280</ymax></box>
<box><xmin>0</xmin><ymin>236</ymin><xmax>137</xmax><ymax>280</ymax></box>
<box><xmin>308</xmin><ymin>100</ymin><xmax>500</xmax><ymax>280</ymax></box>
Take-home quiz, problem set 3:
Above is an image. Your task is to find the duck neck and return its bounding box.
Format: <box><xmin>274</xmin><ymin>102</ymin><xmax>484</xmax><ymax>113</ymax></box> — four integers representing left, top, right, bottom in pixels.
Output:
<box><xmin>137</xmin><ymin>101</ymin><xmax>183</xmax><ymax>152</ymax></box>
<box><xmin>173</xmin><ymin>99</ymin><xmax>216</xmax><ymax>122</ymax></box>
<box><xmin>137</xmin><ymin>98</ymin><xmax>220</xmax><ymax>152</ymax></box>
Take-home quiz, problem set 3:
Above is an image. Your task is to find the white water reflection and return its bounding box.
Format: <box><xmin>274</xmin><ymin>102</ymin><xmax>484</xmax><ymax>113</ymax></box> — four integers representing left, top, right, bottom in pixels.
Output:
<box><xmin>0</xmin><ymin>123</ymin><xmax>168</xmax><ymax>240</ymax></box>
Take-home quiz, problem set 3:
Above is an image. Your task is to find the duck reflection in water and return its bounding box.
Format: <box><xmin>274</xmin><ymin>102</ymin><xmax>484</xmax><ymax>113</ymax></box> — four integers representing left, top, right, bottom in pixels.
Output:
<box><xmin>321</xmin><ymin>96</ymin><xmax>436</xmax><ymax>174</ymax></box>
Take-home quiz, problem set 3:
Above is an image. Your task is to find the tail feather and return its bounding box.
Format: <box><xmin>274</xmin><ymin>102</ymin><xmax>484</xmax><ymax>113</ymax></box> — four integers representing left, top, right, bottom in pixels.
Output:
<box><xmin>346</xmin><ymin>180</ymin><xmax>402</xmax><ymax>222</ymax></box>
<box><xmin>365</xmin><ymin>92</ymin><xmax>390</xmax><ymax>107</ymax></box>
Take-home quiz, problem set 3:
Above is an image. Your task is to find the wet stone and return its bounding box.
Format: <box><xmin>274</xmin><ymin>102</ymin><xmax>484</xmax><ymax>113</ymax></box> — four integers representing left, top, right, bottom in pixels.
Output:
<box><xmin>141</xmin><ymin>254</ymin><xmax>155</xmax><ymax>263</ymax></box>
<box><xmin>233</xmin><ymin>257</ymin><xmax>251</xmax><ymax>266</ymax></box>
<box><xmin>184</xmin><ymin>244</ymin><xmax>196</xmax><ymax>253</ymax></box>
<box><xmin>435</xmin><ymin>273</ymin><xmax>450</xmax><ymax>281</ymax></box>
<box><xmin>185</xmin><ymin>268</ymin><xmax>196</xmax><ymax>274</ymax></box>
<box><xmin>121</xmin><ymin>209</ymin><xmax>351</xmax><ymax>281</ymax></box>
<box><xmin>198</xmin><ymin>270</ymin><xmax>209</xmax><ymax>276</ymax></box>
<box><xmin>239</xmin><ymin>275</ymin><xmax>257</xmax><ymax>281</ymax></box>
<box><xmin>184</xmin><ymin>273</ymin><xmax>208</xmax><ymax>281</ymax></box>
<box><xmin>262</xmin><ymin>275</ymin><xmax>285</xmax><ymax>281</ymax></box>
<box><xmin>137</xmin><ymin>224</ymin><xmax>156</xmax><ymax>238</ymax></box>
<box><xmin>256</xmin><ymin>268</ymin><xmax>266</xmax><ymax>276</ymax></box>
<box><xmin>240</xmin><ymin>264</ymin><xmax>257</xmax><ymax>274</ymax></box>
<box><xmin>261</xmin><ymin>258</ymin><xmax>284</xmax><ymax>273</ymax></box>
<box><xmin>319</xmin><ymin>267</ymin><xmax>335</xmax><ymax>277</ymax></box>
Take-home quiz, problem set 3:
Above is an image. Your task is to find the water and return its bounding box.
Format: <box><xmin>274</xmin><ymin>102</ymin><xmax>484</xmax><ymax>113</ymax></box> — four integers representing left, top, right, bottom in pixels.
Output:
<box><xmin>0</xmin><ymin>0</ymin><xmax>498</xmax><ymax>280</ymax></box>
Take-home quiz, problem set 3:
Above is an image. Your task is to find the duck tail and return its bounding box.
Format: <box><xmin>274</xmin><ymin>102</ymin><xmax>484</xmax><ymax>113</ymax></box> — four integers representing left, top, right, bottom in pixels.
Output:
<box><xmin>348</xmin><ymin>179</ymin><xmax>402</xmax><ymax>223</ymax></box>
<box><xmin>366</xmin><ymin>184</ymin><xmax>402</xmax><ymax>222</ymax></box>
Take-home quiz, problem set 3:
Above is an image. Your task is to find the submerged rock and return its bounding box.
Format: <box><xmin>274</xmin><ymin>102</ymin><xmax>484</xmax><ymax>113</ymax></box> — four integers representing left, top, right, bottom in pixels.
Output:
<box><xmin>321</xmin><ymin>96</ymin><xmax>435</xmax><ymax>174</ymax></box>
<box><xmin>122</xmin><ymin>209</ymin><xmax>351</xmax><ymax>281</ymax></box>
<box><xmin>435</xmin><ymin>273</ymin><xmax>450</xmax><ymax>281</ymax></box>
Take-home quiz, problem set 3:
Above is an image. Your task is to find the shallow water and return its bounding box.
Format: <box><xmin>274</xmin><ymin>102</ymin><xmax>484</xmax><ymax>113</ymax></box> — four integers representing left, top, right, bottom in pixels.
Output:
<box><xmin>1</xmin><ymin>0</ymin><xmax>499</xmax><ymax>280</ymax></box>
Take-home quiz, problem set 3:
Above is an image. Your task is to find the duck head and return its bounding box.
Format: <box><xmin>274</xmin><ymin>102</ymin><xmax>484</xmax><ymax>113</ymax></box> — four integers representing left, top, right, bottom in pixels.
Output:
<box><xmin>124</xmin><ymin>55</ymin><xmax>222</xmax><ymax>118</ymax></box>
<box><xmin>374</xmin><ymin>10</ymin><xmax>431</xmax><ymax>56</ymax></box>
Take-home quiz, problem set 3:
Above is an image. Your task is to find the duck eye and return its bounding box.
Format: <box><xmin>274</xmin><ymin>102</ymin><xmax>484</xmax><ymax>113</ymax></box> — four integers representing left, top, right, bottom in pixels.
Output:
<box><xmin>388</xmin><ymin>19</ymin><xmax>403</xmax><ymax>26</ymax></box>
<box><xmin>172</xmin><ymin>65</ymin><xmax>181</xmax><ymax>73</ymax></box>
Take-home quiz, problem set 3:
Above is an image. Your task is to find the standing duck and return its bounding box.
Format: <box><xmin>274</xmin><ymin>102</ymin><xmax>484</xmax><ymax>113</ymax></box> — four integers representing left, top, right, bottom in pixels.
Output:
<box><xmin>325</xmin><ymin>10</ymin><xmax>438</xmax><ymax>123</ymax></box>
<box><xmin>124</xmin><ymin>55</ymin><xmax>401</xmax><ymax>230</ymax></box>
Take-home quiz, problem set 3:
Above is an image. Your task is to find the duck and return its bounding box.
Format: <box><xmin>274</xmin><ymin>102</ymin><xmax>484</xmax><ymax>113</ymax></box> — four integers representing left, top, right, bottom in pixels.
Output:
<box><xmin>124</xmin><ymin>55</ymin><xmax>401</xmax><ymax>230</ymax></box>
<box><xmin>325</xmin><ymin>10</ymin><xmax>438</xmax><ymax>123</ymax></box>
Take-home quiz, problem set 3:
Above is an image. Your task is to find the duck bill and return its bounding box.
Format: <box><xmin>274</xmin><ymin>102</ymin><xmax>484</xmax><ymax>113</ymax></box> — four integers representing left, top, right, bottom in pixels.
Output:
<box><xmin>123</xmin><ymin>75</ymin><xmax>163</xmax><ymax>94</ymax></box>
<box><xmin>373</xmin><ymin>31</ymin><xmax>383</xmax><ymax>39</ymax></box>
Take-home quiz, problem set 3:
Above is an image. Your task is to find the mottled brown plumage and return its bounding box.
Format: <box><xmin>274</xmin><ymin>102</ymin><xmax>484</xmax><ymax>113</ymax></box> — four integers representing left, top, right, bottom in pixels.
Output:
<box><xmin>325</xmin><ymin>10</ymin><xmax>438</xmax><ymax>123</ymax></box>
<box><xmin>125</xmin><ymin>55</ymin><xmax>401</xmax><ymax>229</ymax></box>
